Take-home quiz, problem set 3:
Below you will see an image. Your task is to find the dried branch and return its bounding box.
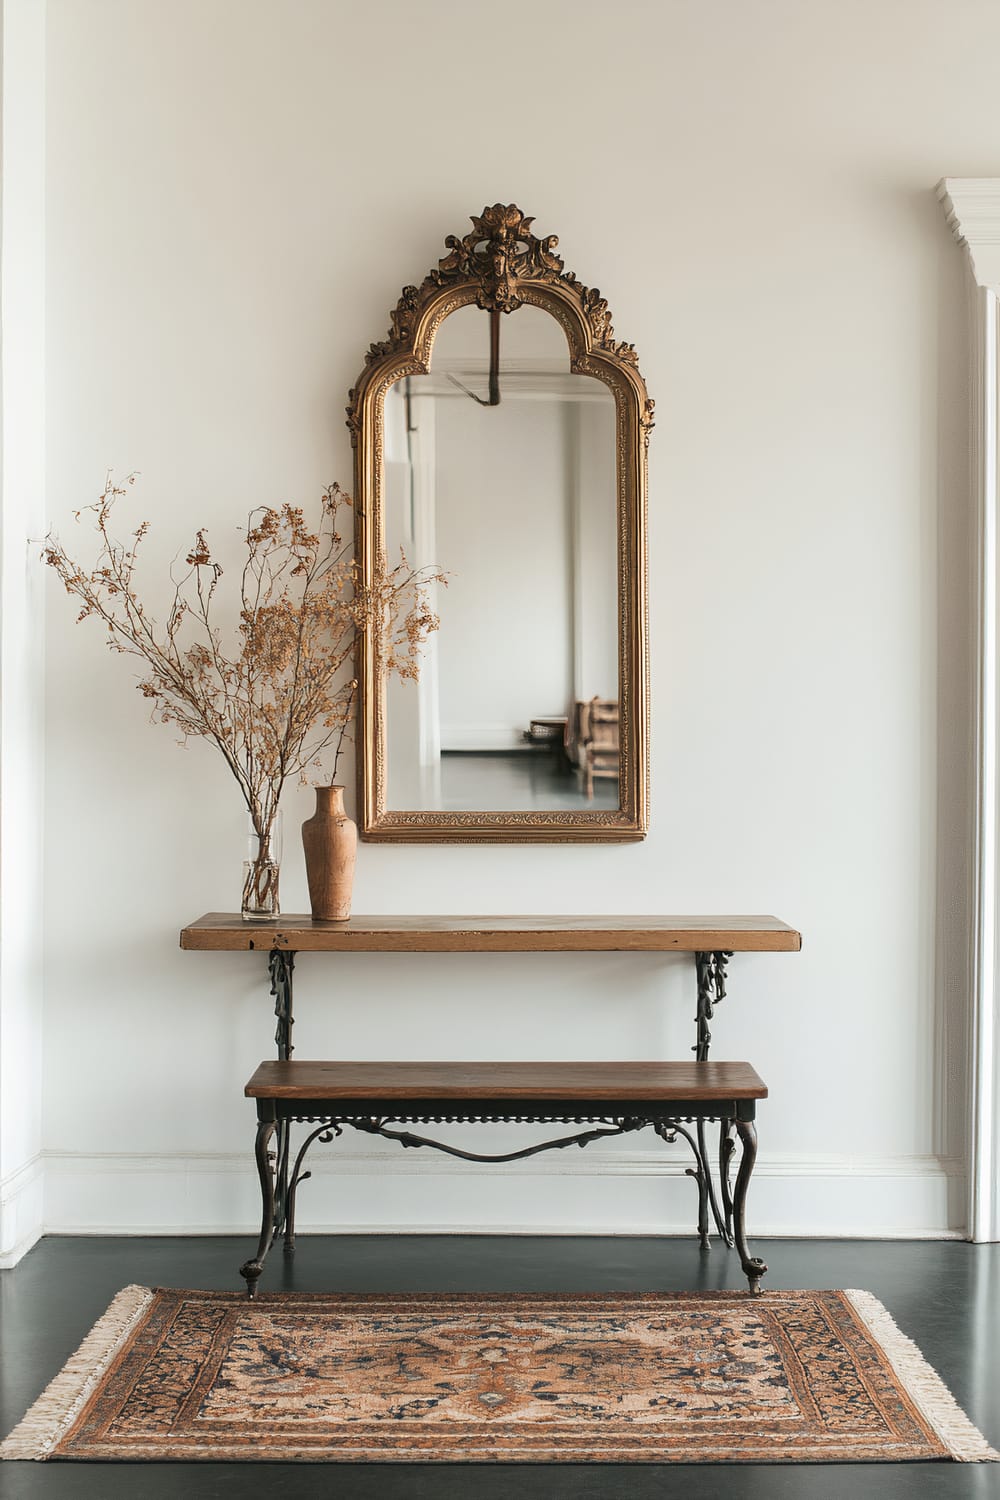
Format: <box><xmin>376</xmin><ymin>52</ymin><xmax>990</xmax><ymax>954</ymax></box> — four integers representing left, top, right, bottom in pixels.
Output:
<box><xmin>43</xmin><ymin>476</ymin><xmax>444</xmax><ymax>844</ymax></box>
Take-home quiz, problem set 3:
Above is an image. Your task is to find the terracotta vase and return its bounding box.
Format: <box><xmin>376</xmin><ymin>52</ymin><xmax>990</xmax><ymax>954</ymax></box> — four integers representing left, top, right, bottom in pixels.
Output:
<box><xmin>301</xmin><ymin>786</ymin><xmax>357</xmax><ymax>922</ymax></box>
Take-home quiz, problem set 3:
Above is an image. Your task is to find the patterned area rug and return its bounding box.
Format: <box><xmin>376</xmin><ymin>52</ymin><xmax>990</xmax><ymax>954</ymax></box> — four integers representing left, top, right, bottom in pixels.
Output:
<box><xmin>2</xmin><ymin>1287</ymin><xmax>996</xmax><ymax>1464</ymax></box>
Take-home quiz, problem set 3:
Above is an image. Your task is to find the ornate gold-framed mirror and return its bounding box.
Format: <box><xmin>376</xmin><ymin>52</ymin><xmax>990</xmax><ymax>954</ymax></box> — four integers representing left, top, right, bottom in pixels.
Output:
<box><xmin>348</xmin><ymin>204</ymin><xmax>652</xmax><ymax>842</ymax></box>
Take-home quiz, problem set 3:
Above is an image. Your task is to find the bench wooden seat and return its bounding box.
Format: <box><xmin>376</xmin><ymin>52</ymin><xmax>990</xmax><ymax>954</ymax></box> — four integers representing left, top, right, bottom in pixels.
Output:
<box><xmin>245</xmin><ymin>1059</ymin><xmax>767</xmax><ymax>1102</ymax></box>
<box><xmin>240</xmin><ymin>1059</ymin><xmax>768</xmax><ymax>1300</ymax></box>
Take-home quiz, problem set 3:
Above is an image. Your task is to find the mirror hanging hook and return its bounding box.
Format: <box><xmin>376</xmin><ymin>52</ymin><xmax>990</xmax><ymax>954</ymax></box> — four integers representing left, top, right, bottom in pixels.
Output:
<box><xmin>487</xmin><ymin>305</ymin><xmax>500</xmax><ymax>405</ymax></box>
<box><xmin>446</xmin><ymin>307</ymin><xmax>502</xmax><ymax>407</ymax></box>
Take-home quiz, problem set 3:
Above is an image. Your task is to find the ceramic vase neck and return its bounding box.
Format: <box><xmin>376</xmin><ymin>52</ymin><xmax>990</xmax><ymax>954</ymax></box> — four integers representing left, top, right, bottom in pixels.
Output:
<box><xmin>315</xmin><ymin>785</ymin><xmax>347</xmax><ymax>819</ymax></box>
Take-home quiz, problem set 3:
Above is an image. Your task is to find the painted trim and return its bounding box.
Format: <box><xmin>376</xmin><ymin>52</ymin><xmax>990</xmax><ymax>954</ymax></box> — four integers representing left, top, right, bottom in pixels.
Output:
<box><xmin>939</xmin><ymin>178</ymin><xmax>1000</xmax><ymax>1242</ymax></box>
<box><xmin>0</xmin><ymin>1153</ymin><xmax>44</xmax><ymax>1266</ymax></box>
<box><xmin>40</xmin><ymin>1146</ymin><xmax>965</xmax><ymax>1180</ymax></box>
<box><xmin>0</xmin><ymin>0</ymin><xmax>47</xmax><ymax>1270</ymax></box>
<box><xmin>37</xmin><ymin>1148</ymin><xmax>966</xmax><ymax>1247</ymax></box>
<box><xmin>940</xmin><ymin>178</ymin><xmax>1000</xmax><ymax>290</ymax></box>
<box><xmin>439</xmin><ymin>723</ymin><xmax>528</xmax><ymax>752</ymax></box>
<box><xmin>0</xmin><ymin>1227</ymin><xmax>43</xmax><ymax>1270</ymax></box>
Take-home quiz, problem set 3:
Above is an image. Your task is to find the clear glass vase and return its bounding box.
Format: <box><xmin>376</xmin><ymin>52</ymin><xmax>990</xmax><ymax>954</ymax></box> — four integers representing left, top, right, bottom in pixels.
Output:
<box><xmin>242</xmin><ymin>812</ymin><xmax>282</xmax><ymax>921</ymax></box>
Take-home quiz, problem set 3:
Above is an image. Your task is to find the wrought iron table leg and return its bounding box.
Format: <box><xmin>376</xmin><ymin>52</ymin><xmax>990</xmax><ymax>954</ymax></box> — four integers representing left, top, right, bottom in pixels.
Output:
<box><xmin>240</xmin><ymin>1118</ymin><xmax>277</xmax><ymax>1299</ymax></box>
<box><xmin>732</xmin><ymin>1118</ymin><xmax>766</xmax><ymax>1294</ymax></box>
<box><xmin>268</xmin><ymin>950</ymin><xmax>296</xmax><ymax>1243</ymax></box>
<box><xmin>693</xmin><ymin>951</ymin><xmax>735</xmax><ymax>1245</ymax></box>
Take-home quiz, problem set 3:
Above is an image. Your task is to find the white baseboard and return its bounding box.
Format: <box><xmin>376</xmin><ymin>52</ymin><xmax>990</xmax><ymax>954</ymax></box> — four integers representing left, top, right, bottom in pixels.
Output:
<box><xmin>39</xmin><ymin>1146</ymin><xmax>968</xmax><ymax>1242</ymax></box>
<box><xmin>440</xmin><ymin>722</ymin><xmax>525</xmax><ymax>751</ymax></box>
<box><xmin>0</xmin><ymin>1154</ymin><xmax>44</xmax><ymax>1267</ymax></box>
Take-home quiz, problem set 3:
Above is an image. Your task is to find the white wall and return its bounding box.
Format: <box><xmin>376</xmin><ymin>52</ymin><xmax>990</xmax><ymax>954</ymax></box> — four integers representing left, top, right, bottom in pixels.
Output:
<box><xmin>30</xmin><ymin>0</ymin><xmax>987</xmax><ymax>1241</ymax></box>
<box><xmin>383</xmin><ymin>303</ymin><xmax>618</xmax><ymax>788</ymax></box>
<box><xmin>571</xmin><ymin>398</ymin><xmax>618</xmax><ymax>702</ymax></box>
<box><xmin>433</xmin><ymin>393</ymin><xmax>573</xmax><ymax>748</ymax></box>
<box><xmin>387</xmin><ymin>303</ymin><xmax>593</xmax><ymax>755</ymax></box>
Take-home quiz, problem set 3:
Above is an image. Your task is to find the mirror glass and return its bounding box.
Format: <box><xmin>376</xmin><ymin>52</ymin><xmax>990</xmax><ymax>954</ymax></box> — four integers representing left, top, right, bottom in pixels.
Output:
<box><xmin>382</xmin><ymin>304</ymin><xmax>619</xmax><ymax>813</ymax></box>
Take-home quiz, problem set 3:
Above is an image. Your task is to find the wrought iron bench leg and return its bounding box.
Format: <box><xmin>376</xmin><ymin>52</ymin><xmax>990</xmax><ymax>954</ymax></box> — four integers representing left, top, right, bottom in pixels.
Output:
<box><xmin>719</xmin><ymin>1117</ymin><xmax>737</xmax><ymax>1242</ymax></box>
<box><xmin>654</xmin><ymin>1120</ymin><xmax>710</xmax><ymax>1249</ymax></box>
<box><xmin>284</xmin><ymin>1175</ymin><xmax>297</xmax><ymax>1255</ymax></box>
<box><xmin>732</xmin><ymin>1119</ymin><xmax>767</xmax><ymax>1294</ymax></box>
<box><xmin>239</xmin><ymin>1118</ymin><xmax>276</xmax><ymax>1299</ymax></box>
<box><xmin>283</xmin><ymin>1122</ymin><xmax>343</xmax><ymax>1256</ymax></box>
<box><xmin>694</xmin><ymin>1155</ymin><xmax>710</xmax><ymax>1251</ymax></box>
<box><xmin>240</xmin><ymin>1097</ymin><xmax>766</xmax><ymax>1295</ymax></box>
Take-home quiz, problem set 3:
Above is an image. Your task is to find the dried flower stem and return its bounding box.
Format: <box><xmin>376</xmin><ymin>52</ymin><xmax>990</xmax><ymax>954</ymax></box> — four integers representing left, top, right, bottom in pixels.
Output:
<box><xmin>43</xmin><ymin>477</ymin><xmax>444</xmax><ymax>906</ymax></box>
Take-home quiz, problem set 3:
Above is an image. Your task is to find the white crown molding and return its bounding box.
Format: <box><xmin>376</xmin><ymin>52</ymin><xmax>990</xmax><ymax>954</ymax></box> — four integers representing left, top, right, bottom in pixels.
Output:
<box><xmin>939</xmin><ymin>178</ymin><xmax>1000</xmax><ymax>290</ymax></box>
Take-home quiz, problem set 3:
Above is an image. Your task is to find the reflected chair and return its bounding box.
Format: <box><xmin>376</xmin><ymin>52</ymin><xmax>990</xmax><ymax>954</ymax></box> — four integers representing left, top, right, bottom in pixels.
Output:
<box><xmin>578</xmin><ymin>696</ymin><xmax>620</xmax><ymax>799</ymax></box>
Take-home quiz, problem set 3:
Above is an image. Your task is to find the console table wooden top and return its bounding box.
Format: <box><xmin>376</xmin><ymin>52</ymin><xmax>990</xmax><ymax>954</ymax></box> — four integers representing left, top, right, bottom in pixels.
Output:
<box><xmin>180</xmin><ymin>913</ymin><xmax>801</xmax><ymax>954</ymax></box>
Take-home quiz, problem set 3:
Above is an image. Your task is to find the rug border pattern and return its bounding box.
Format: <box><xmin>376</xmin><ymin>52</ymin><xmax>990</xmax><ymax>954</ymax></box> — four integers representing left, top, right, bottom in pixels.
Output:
<box><xmin>1</xmin><ymin>1286</ymin><xmax>996</xmax><ymax>1465</ymax></box>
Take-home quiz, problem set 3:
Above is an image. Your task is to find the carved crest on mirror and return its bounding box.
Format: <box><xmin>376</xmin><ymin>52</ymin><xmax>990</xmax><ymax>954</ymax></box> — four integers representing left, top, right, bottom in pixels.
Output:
<box><xmin>348</xmin><ymin>204</ymin><xmax>652</xmax><ymax>842</ymax></box>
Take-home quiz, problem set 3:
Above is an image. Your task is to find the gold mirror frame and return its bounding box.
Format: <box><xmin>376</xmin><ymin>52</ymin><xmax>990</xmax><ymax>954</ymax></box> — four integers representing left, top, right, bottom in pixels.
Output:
<box><xmin>347</xmin><ymin>203</ymin><xmax>653</xmax><ymax>842</ymax></box>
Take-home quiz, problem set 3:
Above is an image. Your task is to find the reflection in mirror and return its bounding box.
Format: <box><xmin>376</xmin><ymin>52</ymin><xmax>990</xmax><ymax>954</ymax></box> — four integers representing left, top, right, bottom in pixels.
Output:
<box><xmin>383</xmin><ymin>304</ymin><xmax>618</xmax><ymax>813</ymax></box>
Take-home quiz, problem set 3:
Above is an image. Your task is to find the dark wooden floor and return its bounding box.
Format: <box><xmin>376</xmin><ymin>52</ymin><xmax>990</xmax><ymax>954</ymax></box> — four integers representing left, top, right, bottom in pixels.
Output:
<box><xmin>1</xmin><ymin>1235</ymin><xmax>998</xmax><ymax>1498</ymax></box>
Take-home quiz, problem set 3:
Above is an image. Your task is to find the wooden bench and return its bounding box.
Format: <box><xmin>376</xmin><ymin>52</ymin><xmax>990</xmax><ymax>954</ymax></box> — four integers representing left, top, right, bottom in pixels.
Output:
<box><xmin>239</xmin><ymin>1060</ymin><xmax>768</xmax><ymax>1299</ymax></box>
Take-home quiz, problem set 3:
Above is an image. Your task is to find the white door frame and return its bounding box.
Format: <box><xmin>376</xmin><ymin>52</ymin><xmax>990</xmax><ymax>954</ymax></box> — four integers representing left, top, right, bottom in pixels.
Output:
<box><xmin>0</xmin><ymin>0</ymin><xmax>47</xmax><ymax>1264</ymax></box>
<box><xmin>939</xmin><ymin>178</ymin><xmax>1000</xmax><ymax>1242</ymax></box>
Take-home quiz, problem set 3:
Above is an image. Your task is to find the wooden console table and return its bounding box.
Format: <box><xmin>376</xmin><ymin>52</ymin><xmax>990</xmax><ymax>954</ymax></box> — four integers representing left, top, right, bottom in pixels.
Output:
<box><xmin>181</xmin><ymin>913</ymin><xmax>800</xmax><ymax>1268</ymax></box>
<box><xmin>181</xmin><ymin>914</ymin><xmax>800</xmax><ymax>1051</ymax></box>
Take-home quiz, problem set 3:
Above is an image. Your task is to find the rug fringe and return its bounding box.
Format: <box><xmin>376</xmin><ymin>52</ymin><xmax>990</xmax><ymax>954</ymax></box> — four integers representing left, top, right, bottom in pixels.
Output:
<box><xmin>0</xmin><ymin>1284</ymin><xmax>154</xmax><ymax>1461</ymax></box>
<box><xmin>844</xmin><ymin>1289</ymin><xmax>999</xmax><ymax>1462</ymax></box>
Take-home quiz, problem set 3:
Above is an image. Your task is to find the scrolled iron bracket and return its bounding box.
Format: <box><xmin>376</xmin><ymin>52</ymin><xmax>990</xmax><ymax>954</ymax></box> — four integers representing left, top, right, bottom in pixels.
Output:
<box><xmin>694</xmin><ymin>950</ymin><xmax>731</xmax><ymax>1061</ymax></box>
<box><xmin>268</xmin><ymin>948</ymin><xmax>295</xmax><ymax>1061</ymax></box>
<box><xmin>350</xmin><ymin>1116</ymin><xmax>647</xmax><ymax>1164</ymax></box>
